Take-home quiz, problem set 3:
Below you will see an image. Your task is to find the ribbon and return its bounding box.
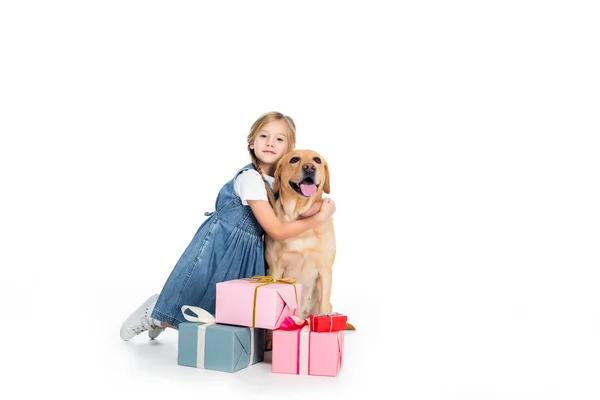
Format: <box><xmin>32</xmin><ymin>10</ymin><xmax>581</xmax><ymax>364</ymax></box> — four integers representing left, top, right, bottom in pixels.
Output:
<box><xmin>279</xmin><ymin>315</ymin><xmax>308</xmax><ymax>331</ymax></box>
<box><xmin>182</xmin><ymin>305</ymin><xmax>255</xmax><ymax>369</ymax></box>
<box><xmin>311</xmin><ymin>312</ymin><xmax>342</xmax><ymax>332</ymax></box>
<box><xmin>247</xmin><ymin>275</ymin><xmax>299</xmax><ymax>327</ymax></box>
<box><xmin>298</xmin><ymin>326</ymin><xmax>310</xmax><ymax>375</ymax></box>
<box><xmin>279</xmin><ymin>316</ymin><xmax>311</xmax><ymax>375</ymax></box>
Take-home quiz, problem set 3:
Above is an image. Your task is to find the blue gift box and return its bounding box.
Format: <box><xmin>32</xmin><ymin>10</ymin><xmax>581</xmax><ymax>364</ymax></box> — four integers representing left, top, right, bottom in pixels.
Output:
<box><xmin>177</xmin><ymin>306</ymin><xmax>265</xmax><ymax>373</ymax></box>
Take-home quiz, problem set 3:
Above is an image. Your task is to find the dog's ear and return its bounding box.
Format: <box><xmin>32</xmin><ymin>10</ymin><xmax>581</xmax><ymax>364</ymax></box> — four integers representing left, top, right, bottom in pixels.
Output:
<box><xmin>323</xmin><ymin>159</ymin><xmax>330</xmax><ymax>194</ymax></box>
<box><xmin>272</xmin><ymin>156</ymin><xmax>285</xmax><ymax>193</ymax></box>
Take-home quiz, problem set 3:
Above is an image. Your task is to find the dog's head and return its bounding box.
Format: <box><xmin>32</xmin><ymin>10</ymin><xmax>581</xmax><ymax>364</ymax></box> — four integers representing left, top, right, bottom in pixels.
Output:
<box><xmin>273</xmin><ymin>149</ymin><xmax>330</xmax><ymax>204</ymax></box>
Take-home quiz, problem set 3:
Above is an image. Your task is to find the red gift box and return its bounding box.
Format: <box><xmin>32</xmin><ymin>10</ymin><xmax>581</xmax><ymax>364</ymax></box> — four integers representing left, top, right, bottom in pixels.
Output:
<box><xmin>309</xmin><ymin>313</ymin><xmax>347</xmax><ymax>332</ymax></box>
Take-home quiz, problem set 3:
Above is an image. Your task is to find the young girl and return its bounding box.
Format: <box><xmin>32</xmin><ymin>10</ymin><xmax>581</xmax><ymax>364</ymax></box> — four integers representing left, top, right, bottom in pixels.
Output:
<box><xmin>120</xmin><ymin>111</ymin><xmax>336</xmax><ymax>340</ymax></box>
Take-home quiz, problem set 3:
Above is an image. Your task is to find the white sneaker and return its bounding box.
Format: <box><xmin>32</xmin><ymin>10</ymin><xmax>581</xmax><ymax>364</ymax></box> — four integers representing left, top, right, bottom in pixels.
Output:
<box><xmin>120</xmin><ymin>294</ymin><xmax>160</xmax><ymax>341</ymax></box>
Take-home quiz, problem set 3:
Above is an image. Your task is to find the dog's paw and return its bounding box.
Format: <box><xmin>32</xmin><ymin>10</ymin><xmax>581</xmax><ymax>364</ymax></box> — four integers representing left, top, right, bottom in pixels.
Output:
<box><xmin>345</xmin><ymin>322</ymin><xmax>356</xmax><ymax>331</ymax></box>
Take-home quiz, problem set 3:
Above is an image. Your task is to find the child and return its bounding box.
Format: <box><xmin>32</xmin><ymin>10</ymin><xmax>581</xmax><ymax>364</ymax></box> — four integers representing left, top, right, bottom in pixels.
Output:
<box><xmin>120</xmin><ymin>111</ymin><xmax>336</xmax><ymax>340</ymax></box>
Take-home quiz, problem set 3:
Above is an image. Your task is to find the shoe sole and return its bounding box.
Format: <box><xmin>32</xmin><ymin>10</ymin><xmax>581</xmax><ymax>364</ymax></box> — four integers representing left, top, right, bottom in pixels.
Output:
<box><xmin>120</xmin><ymin>294</ymin><xmax>159</xmax><ymax>341</ymax></box>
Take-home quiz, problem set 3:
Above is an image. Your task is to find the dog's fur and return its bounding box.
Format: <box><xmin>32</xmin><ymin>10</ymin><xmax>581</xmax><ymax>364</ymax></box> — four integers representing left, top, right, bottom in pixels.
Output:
<box><xmin>265</xmin><ymin>150</ymin><xmax>353</xmax><ymax>330</ymax></box>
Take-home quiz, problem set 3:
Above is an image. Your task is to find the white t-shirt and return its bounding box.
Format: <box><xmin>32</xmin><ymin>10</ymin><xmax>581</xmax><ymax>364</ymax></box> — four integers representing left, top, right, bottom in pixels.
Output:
<box><xmin>234</xmin><ymin>169</ymin><xmax>275</xmax><ymax>206</ymax></box>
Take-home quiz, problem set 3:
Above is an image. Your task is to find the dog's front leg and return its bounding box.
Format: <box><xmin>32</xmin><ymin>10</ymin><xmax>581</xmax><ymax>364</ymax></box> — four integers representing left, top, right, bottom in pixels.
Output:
<box><xmin>318</xmin><ymin>268</ymin><xmax>333</xmax><ymax>315</ymax></box>
<box><xmin>265</xmin><ymin>239</ymin><xmax>284</xmax><ymax>279</ymax></box>
<box><xmin>270</xmin><ymin>261</ymin><xmax>285</xmax><ymax>280</ymax></box>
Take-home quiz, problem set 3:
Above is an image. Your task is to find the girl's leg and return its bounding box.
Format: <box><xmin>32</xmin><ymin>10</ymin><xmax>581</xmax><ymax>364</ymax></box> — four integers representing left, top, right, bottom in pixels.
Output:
<box><xmin>159</xmin><ymin>322</ymin><xmax>177</xmax><ymax>330</ymax></box>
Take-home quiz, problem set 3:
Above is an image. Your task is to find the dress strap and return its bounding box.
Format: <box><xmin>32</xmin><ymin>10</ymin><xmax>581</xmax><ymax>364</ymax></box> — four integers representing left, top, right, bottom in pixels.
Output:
<box><xmin>233</xmin><ymin>163</ymin><xmax>256</xmax><ymax>180</ymax></box>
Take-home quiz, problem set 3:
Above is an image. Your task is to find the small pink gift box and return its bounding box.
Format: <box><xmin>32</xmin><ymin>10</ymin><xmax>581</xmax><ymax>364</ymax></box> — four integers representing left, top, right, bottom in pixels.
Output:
<box><xmin>215</xmin><ymin>277</ymin><xmax>302</xmax><ymax>330</ymax></box>
<box><xmin>272</xmin><ymin>324</ymin><xmax>344</xmax><ymax>377</ymax></box>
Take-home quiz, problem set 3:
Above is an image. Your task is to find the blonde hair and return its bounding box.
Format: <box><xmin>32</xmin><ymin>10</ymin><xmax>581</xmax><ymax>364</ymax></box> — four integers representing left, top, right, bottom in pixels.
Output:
<box><xmin>246</xmin><ymin>111</ymin><xmax>297</xmax><ymax>205</ymax></box>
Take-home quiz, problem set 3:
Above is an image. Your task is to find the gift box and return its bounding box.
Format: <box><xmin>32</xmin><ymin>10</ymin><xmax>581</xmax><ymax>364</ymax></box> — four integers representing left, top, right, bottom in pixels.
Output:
<box><xmin>177</xmin><ymin>306</ymin><xmax>265</xmax><ymax>373</ymax></box>
<box><xmin>272</xmin><ymin>318</ymin><xmax>344</xmax><ymax>377</ymax></box>
<box><xmin>310</xmin><ymin>313</ymin><xmax>348</xmax><ymax>332</ymax></box>
<box><xmin>215</xmin><ymin>276</ymin><xmax>302</xmax><ymax>330</ymax></box>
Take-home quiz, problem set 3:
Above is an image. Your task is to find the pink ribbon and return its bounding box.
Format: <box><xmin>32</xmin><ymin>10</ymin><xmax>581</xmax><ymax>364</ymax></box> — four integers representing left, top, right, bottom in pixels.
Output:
<box><xmin>279</xmin><ymin>316</ymin><xmax>308</xmax><ymax>331</ymax></box>
<box><xmin>279</xmin><ymin>316</ymin><xmax>311</xmax><ymax>374</ymax></box>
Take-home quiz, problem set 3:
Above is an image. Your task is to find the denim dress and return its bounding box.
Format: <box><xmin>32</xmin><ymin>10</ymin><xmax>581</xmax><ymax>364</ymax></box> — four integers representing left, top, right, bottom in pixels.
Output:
<box><xmin>151</xmin><ymin>164</ymin><xmax>272</xmax><ymax>327</ymax></box>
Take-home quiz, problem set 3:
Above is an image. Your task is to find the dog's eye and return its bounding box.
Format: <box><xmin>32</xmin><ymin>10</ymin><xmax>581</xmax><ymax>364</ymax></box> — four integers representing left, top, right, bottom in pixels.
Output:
<box><xmin>313</xmin><ymin>157</ymin><xmax>322</xmax><ymax>164</ymax></box>
<box><xmin>289</xmin><ymin>157</ymin><xmax>300</xmax><ymax>163</ymax></box>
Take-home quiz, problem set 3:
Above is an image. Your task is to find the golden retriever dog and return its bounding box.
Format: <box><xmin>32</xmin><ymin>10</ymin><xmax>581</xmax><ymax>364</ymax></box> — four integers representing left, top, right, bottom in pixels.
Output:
<box><xmin>265</xmin><ymin>149</ymin><xmax>354</xmax><ymax>331</ymax></box>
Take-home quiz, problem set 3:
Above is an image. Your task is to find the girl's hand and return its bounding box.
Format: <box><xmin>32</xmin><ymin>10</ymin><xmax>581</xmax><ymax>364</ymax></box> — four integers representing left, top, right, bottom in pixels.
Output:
<box><xmin>317</xmin><ymin>198</ymin><xmax>336</xmax><ymax>222</ymax></box>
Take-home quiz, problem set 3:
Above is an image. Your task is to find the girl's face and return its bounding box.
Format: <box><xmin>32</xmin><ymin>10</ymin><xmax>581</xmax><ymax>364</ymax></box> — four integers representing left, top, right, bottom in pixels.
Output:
<box><xmin>250</xmin><ymin>119</ymin><xmax>289</xmax><ymax>174</ymax></box>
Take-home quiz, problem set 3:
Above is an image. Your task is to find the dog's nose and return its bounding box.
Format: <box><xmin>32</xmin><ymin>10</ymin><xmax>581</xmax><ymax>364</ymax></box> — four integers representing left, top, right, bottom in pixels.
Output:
<box><xmin>302</xmin><ymin>163</ymin><xmax>315</xmax><ymax>173</ymax></box>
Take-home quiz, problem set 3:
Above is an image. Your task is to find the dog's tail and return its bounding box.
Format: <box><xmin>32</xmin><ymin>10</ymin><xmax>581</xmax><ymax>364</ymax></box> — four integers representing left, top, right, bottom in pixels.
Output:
<box><xmin>345</xmin><ymin>322</ymin><xmax>356</xmax><ymax>330</ymax></box>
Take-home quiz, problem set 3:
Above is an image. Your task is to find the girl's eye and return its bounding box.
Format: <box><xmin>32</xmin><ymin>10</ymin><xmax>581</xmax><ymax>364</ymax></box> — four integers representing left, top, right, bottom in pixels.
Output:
<box><xmin>314</xmin><ymin>157</ymin><xmax>321</xmax><ymax>164</ymax></box>
<box><xmin>259</xmin><ymin>134</ymin><xmax>267</xmax><ymax>138</ymax></box>
<box><xmin>277</xmin><ymin>138</ymin><xmax>284</xmax><ymax>142</ymax></box>
<box><xmin>290</xmin><ymin>157</ymin><xmax>300</xmax><ymax>163</ymax></box>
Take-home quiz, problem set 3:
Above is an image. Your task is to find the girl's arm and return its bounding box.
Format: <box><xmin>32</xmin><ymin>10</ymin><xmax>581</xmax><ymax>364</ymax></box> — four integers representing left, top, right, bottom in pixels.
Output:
<box><xmin>298</xmin><ymin>200</ymin><xmax>324</xmax><ymax>219</ymax></box>
<box><xmin>247</xmin><ymin>199</ymin><xmax>335</xmax><ymax>241</ymax></box>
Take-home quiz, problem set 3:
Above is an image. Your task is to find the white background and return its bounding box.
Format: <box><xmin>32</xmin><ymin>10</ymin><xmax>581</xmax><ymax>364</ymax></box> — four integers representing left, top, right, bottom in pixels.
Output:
<box><xmin>1</xmin><ymin>1</ymin><xmax>599</xmax><ymax>399</ymax></box>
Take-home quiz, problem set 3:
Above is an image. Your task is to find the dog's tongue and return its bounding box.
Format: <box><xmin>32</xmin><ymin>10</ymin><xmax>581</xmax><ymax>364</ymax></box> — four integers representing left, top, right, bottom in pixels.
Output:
<box><xmin>300</xmin><ymin>183</ymin><xmax>317</xmax><ymax>197</ymax></box>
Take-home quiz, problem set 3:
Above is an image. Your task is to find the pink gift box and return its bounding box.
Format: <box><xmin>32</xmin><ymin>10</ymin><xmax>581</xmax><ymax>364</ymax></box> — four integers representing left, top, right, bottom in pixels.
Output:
<box><xmin>272</xmin><ymin>327</ymin><xmax>344</xmax><ymax>377</ymax></box>
<box><xmin>215</xmin><ymin>278</ymin><xmax>302</xmax><ymax>330</ymax></box>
